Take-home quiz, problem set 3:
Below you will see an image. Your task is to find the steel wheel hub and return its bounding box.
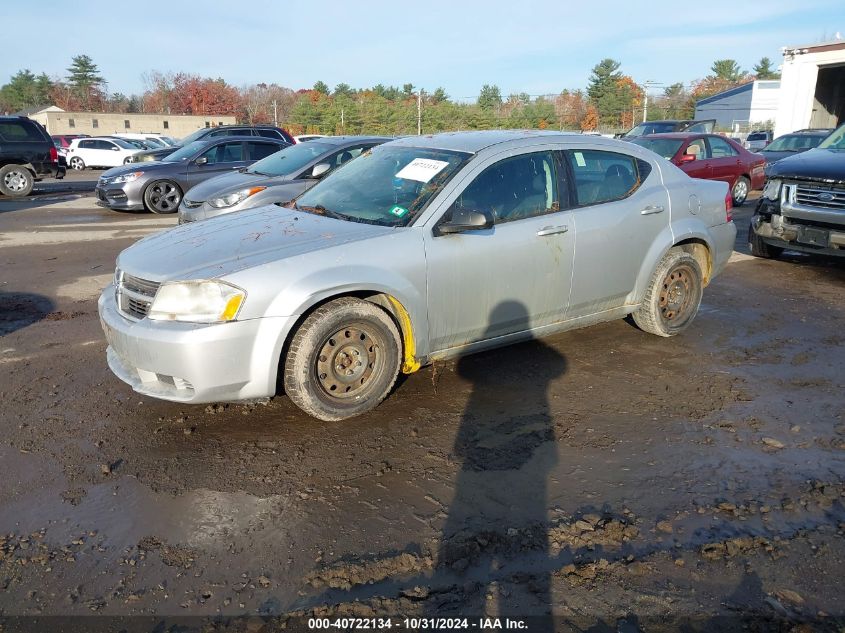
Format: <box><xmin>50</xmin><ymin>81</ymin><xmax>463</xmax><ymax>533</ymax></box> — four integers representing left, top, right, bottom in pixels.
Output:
<box><xmin>659</xmin><ymin>268</ymin><xmax>691</xmax><ymax>321</ymax></box>
<box><xmin>4</xmin><ymin>170</ymin><xmax>27</xmax><ymax>191</ymax></box>
<box><xmin>316</xmin><ymin>326</ymin><xmax>379</xmax><ymax>398</ymax></box>
<box><xmin>735</xmin><ymin>181</ymin><xmax>747</xmax><ymax>199</ymax></box>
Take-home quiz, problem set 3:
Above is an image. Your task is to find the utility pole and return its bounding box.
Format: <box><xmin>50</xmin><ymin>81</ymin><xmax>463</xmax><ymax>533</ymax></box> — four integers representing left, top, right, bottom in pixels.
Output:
<box><xmin>272</xmin><ymin>100</ymin><xmax>278</xmax><ymax>127</ymax></box>
<box><xmin>417</xmin><ymin>91</ymin><xmax>422</xmax><ymax>135</ymax></box>
<box><xmin>641</xmin><ymin>80</ymin><xmax>658</xmax><ymax>123</ymax></box>
<box><xmin>341</xmin><ymin>108</ymin><xmax>345</xmax><ymax>133</ymax></box>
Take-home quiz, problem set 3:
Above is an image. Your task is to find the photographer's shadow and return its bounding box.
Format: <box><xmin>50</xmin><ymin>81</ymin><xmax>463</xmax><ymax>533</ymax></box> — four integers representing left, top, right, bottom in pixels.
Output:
<box><xmin>426</xmin><ymin>300</ymin><xmax>567</xmax><ymax>624</ymax></box>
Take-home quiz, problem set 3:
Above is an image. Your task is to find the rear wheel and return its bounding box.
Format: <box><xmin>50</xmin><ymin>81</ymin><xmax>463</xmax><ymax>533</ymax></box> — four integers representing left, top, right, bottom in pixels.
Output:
<box><xmin>633</xmin><ymin>247</ymin><xmax>703</xmax><ymax>337</ymax></box>
<box><xmin>69</xmin><ymin>156</ymin><xmax>85</xmax><ymax>170</ymax></box>
<box><xmin>732</xmin><ymin>176</ymin><xmax>750</xmax><ymax>206</ymax></box>
<box><xmin>748</xmin><ymin>221</ymin><xmax>783</xmax><ymax>259</ymax></box>
<box><xmin>0</xmin><ymin>164</ymin><xmax>34</xmax><ymax>197</ymax></box>
<box><xmin>284</xmin><ymin>297</ymin><xmax>401</xmax><ymax>421</ymax></box>
<box><xmin>143</xmin><ymin>180</ymin><xmax>182</xmax><ymax>214</ymax></box>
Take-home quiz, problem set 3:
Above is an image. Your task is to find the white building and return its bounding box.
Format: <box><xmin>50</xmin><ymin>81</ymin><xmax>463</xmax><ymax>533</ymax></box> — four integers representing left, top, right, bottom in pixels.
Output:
<box><xmin>694</xmin><ymin>80</ymin><xmax>781</xmax><ymax>133</ymax></box>
<box><xmin>774</xmin><ymin>39</ymin><xmax>845</xmax><ymax>137</ymax></box>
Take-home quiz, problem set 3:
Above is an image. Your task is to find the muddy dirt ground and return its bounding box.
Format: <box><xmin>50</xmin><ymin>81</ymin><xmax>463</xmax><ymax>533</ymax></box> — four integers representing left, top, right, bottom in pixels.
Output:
<box><xmin>0</xmin><ymin>185</ymin><xmax>843</xmax><ymax>632</ymax></box>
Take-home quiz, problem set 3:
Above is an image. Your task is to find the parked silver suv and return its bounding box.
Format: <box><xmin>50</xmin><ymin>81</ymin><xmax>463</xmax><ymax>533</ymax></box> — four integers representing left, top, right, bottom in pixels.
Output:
<box><xmin>99</xmin><ymin>131</ymin><xmax>736</xmax><ymax>421</ymax></box>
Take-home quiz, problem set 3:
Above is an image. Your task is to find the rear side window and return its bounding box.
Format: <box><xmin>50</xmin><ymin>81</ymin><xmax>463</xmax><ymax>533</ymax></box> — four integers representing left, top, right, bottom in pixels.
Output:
<box><xmin>0</xmin><ymin>121</ymin><xmax>45</xmax><ymax>142</ymax></box>
<box><xmin>199</xmin><ymin>141</ymin><xmax>244</xmax><ymax>164</ymax></box>
<box><xmin>709</xmin><ymin>137</ymin><xmax>738</xmax><ymax>158</ymax></box>
<box><xmin>257</xmin><ymin>129</ymin><xmax>282</xmax><ymax>139</ymax></box>
<box><xmin>566</xmin><ymin>149</ymin><xmax>643</xmax><ymax>206</ymax></box>
<box><xmin>247</xmin><ymin>141</ymin><xmax>281</xmax><ymax>160</ymax></box>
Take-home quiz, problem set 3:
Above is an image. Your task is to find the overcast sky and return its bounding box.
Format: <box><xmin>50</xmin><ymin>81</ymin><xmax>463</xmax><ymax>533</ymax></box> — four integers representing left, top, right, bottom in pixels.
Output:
<box><xmin>4</xmin><ymin>0</ymin><xmax>843</xmax><ymax>100</ymax></box>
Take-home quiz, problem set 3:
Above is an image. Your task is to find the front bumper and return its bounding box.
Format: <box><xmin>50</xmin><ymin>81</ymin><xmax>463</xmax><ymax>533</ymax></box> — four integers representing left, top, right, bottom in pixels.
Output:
<box><xmin>98</xmin><ymin>287</ymin><xmax>297</xmax><ymax>403</ymax></box>
<box><xmin>751</xmin><ymin>213</ymin><xmax>845</xmax><ymax>257</ymax></box>
<box><xmin>95</xmin><ymin>182</ymin><xmax>145</xmax><ymax>211</ymax></box>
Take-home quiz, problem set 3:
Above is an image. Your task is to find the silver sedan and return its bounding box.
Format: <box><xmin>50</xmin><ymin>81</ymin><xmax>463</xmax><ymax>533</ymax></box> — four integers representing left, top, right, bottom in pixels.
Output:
<box><xmin>99</xmin><ymin>131</ymin><xmax>736</xmax><ymax>421</ymax></box>
<box><xmin>178</xmin><ymin>136</ymin><xmax>390</xmax><ymax>223</ymax></box>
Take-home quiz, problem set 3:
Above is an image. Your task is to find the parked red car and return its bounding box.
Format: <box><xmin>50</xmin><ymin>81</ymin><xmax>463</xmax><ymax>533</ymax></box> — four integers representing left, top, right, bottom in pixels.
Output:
<box><xmin>630</xmin><ymin>133</ymin><xmax>766</xmax><ymax>205</ymax></box>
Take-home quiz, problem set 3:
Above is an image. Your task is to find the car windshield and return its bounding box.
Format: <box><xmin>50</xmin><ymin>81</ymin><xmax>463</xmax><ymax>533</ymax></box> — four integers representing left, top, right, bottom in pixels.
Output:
<box><xmin>162</xmin><ymin>141</ymin><xmax>207</xmax><ymax>162</ymax></box>
<box><xmin>177</xmin><ymin>128</ymin><xmax>210</xmax><ymax>146</ymax></box>
<box><xmin>291</xmin><ymin>145</ymin><xmax>472</xmax><ymax>226</ymax></box>
<box><xmin>747</xmin><ymin>132</ymin><xmax>768</xmax><ymax>140</ymax></box>
<box><xmin>247</xmin><ymin>141</ymin><xmax>333</xmax><ymax>176</ymax></box>
<box><xmin>142</xmin><ymin>137</ymin><xmax>164</xmax><ymax>147</ymax></box>
<box><xmin>625</xmin><ymin>122</ymin><xmax>676</xmax><ymax>137</ymax></box>
<box><xmin>764</xmin><ymin>135</ymin><xmax>824</xmax><ymax>152</ymax></box>
<box><xmin>817</xmin><ymin>124</ymin><xmax>845</xmax><ymax>150</ymax></box>
<box><xmin>629</xmin><ymin>138</ymin><xmax>684</xmax><ymax>160</ymax></box>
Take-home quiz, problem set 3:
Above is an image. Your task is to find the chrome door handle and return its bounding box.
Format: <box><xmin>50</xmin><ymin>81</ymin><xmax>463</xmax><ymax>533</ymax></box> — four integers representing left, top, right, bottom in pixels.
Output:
<box><xmin>641</xmin><ymin>205</ymin><xmax>665</xmax><ymax>215</ymax></box>
<box><xmin>536</xmin><ymin>225</ymin><xmax>569</xmax><ymax>236</ymax></box>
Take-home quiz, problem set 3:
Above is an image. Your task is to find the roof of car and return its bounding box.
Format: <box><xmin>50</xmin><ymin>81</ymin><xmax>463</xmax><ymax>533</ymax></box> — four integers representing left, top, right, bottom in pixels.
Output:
<box><xmin>310</xmin><ymin>135</ymin><xmax>392</xmax><ymax>146</ymax></box>
<box><xmin>635</xmin><ymin>132</ymin><xmax>717</xmax><ymax>140</ymax></box>
<box><xmin>387</xmin><ymin>130</ymin><xmax>583</xmax><ymax>153</ymax></box>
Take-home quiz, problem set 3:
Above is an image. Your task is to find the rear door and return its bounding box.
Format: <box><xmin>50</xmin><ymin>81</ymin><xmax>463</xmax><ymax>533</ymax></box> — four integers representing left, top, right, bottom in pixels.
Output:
<box><xmin>706</xmin><ymin>136</ymin><xmax>741</xmax><ymax>187</ymax></box>
<box><xmin>564</xmin><ymin>148</ymin><xmax>669</xmax><ymax>318</ymax></box>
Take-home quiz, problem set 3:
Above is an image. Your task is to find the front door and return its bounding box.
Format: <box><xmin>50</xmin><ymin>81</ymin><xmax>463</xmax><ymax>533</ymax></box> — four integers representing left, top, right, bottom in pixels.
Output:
<box><xmin>678</xmin><ymin>137</ymin><xmax>712</xmax><ymax>180</ymax></box>
<box><xmin>423</xmin><ymin>150</ymin><xmax>575</xmax><ymax>353</ymax></box>
<box><xmin>706</xmin><ymin>135</ymin><xmax>741</xmax><ymax>187</ymax></box>
<box><xmin>186</xmin><ymin>141</ymin><xmax>250</xmax><ymax>188</ymax></box>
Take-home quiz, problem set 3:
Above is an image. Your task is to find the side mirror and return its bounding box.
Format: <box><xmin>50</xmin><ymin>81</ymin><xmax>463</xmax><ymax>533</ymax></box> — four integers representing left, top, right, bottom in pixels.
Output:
<box><xmin>434</xmin><ymin>207</ymin><xmax>494</xmax><ymax>236</ymax></box>
<box><xmin>679</xmin><ymin>153</ymin><xmax>697</xmax><ymax>164</ymax></box>
<box><xmin>112</xmin><ymin>146</ymin><xmax>120</xmax><ymax>151</ymax></box>
<box><xmin>195</xmin><ymin>156</ymin><xmax>208</xmax><ymax>165</ymax></box>
<box><xmin>311</xmin><ymin>162</ymin><xmax>331</xmax><ymax>178</ymax></box>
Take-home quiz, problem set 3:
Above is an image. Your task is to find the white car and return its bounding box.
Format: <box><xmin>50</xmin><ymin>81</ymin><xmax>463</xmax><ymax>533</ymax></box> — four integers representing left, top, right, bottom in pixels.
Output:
<box><xmin>66</xmin><ymin>137</ymin><xmax>143</xmax><ymax>170</ymax></box>
<box><xmin>114</xmin><ymin>133</ymin><xmax>177</xmax><ymax>147</ymax></box>
<box><xmin>294</xmin><ymin>134</ymin><xmax>328</xmax><ymax>143</ymax></box>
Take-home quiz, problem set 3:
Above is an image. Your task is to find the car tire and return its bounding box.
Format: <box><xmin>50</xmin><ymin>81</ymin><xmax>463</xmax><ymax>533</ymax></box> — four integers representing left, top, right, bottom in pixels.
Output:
<box><xmin>0</xmin><ymin>164</ymin><xmax>34</xmax><ymax>197</ymax></box>
<box><xmin>69</xmin><ymin>157</ymin><xmax>85</xmax><ymax>170</ymax></box>
<box><xmin>143</xmin><ymin>180</ymin><xmax>182</xmax><ymax>214</ymax></box>
<box><xmin>748</xmin><ymin>221</ymin><xmax>783</xmax><ymax>259</ymax></box>
<box><xmin>632</xmin><ymin>247</ymin><xmax>703</xmax><ymax>338</ymax></box>
<box><xmin>123</xmin><ymin>157</ymin><xmax>133</xmax><ymax>165</ymax></box>
<box><xmin>284</xmin><ymin>297</ymin><xmax>402</xmax><ymax>421</ymax></box>
<box><xmin>732</xmin><ymin>176</ymin><xmax>750</xmax><ymax>206</ymax></box>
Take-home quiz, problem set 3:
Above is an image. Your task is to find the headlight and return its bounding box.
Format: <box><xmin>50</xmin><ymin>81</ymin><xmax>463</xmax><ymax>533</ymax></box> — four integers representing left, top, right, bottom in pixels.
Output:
<box><xmin>113</xmin><ymin>267</ymin><xmax>122</xmax><ymax>287</ymax></box>
<box><xmin>147</xmin><ymin>280</ymin><xmax>246</xmax><ymax>323</ymax></box>
<box><xmin>208</xmin><ymin>186</ymin><xmax>267</xmax><ymax>209</ymax></box>
<box><xmin>762</xmin><ymin>179</ymin><xmax>782</xmax><ymax>201</ymax></box>
<box><xmin>110</xmin><ymin>171</ymin><xmax>144</xmax><ymax>184</ymax></box>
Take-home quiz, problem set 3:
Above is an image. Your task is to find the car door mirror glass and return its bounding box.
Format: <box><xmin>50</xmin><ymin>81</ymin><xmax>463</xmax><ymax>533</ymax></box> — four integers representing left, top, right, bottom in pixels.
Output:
<box><xmin>679</xmin><ymin>153</ymin><xmax>696</xmax><ymax>163</ymax></box>
<box><xmin>311</xmin><ymin>163</ymin><xmax>331</xmax><ymax>178</ymax></box>
<box><xmin>195</xmin><ymin>156</ymin><xmax>208</xmax><ymax>165</ymax></box>
<box><xmin>435</xmin><ymin>207</ymin><xmax>494</xmax><ymax>236</ymax></box>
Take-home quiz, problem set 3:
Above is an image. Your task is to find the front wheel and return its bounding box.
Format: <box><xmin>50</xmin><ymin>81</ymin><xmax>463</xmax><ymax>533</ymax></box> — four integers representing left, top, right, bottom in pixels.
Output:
<box><xmin>748</xmin><ymin>221</ymin><xmax>783</xmax><ymax>259</ymax></box>
<box><xmin>632</xmin><ymin>247</ymin><xmax>703</xmax><ymax>337</ymax></box>
<box><xmin>732</xmin><ymin>176</ymin><xmax>750</xmax><ymax>206</ymax></box>
<box><xmin>283</xmin><ymin>297</ymin><xmax>402</xmax><ymax>421</ymax></box>
<box><xmin>143</xmin><ymin>180</ymin><xmax>182</xmax><ymax>214</ymax></box>
<box><xmin>0</xmin><ymin>164</ymin><xmax>34</xmax><ymax>197</ymax></box>
<box><xmin>69</xmin><ymin>156</ymin><xmax>85</xmax><ymax>170</ymax></box>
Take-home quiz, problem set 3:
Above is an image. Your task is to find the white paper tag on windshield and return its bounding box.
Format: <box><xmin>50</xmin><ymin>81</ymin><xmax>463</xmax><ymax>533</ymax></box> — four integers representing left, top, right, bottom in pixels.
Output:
<box><xmin>395</xmin><ymin>158</ymin><xmax>449</xmax><ymax>183</ymax></box>
<box><xmin>574</xmin><ymin>152</ymin><xmax>587</xmax><ymax>167</ymax></box>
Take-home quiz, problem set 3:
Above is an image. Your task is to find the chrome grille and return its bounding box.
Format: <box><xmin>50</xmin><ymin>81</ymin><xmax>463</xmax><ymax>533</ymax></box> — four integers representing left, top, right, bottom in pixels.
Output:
<box><xmin>183</xmin><ymin>199</ymin><xmax>203</xmax><ymax>209</ymax></box>
<box><xmin>794</xmin><ymin>184</ymin><xmax>845</xmax><ymax>210</ymax></box>
<box><xmin>117</xmin><ymin>272</ymin><xmax>160</xmax><ymax>320</ymax></box>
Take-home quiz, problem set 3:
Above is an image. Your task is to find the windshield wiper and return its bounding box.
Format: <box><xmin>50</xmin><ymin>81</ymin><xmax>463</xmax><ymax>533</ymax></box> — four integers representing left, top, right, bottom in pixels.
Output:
<box><xmin>249</xmin><ymin>169</ymin><xmax>273</xmax><ymax>176</ymax></box>
<box><xmin>295</xmin><ymin>204</ymin><xmax>350</xmax><ymax>221</ymax></box>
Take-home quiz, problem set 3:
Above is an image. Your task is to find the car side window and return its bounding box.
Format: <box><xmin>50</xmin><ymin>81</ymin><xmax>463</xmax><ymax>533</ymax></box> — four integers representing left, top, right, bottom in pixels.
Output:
<box><xmin>566</xmin><ymin>149</ymin><xmax>642</xmax><ymax>206</ymax></box>
<box><xmin>450</xmin><ymin>151</ymin><xmax>559</xmax><ymax>224</ymax></box>
<box><xmin>327</xmin><ymin>145</ymin><xmax>370</xmax><ymax>169</ymax></box>
<box><xmin>247</xmin><ymin>141</ymin><xmax>280</xmax><ymax>160</ymax></box>
<box><xmin>199</xmin><ymin>142</ymin><xmax>244</xmax><ymax>164</ymax></box>
<box><xmin>79</xmin><ymin>140</ymin><xmax>94</xmax><ymax>149</ymax></box>
<box><xmin>257</xmin><ymin>129</ymin><xmax>282</xmax><ymax>139</ymax></box>
<box><xmin>709</xmin><ymin>137</ymin><xmax>738</xmax><ymax>158</ymax></box>
<box><xmin>684</xmin><ymin>139</ymin><xmax>709</xmax><ymax>161</ymax></box>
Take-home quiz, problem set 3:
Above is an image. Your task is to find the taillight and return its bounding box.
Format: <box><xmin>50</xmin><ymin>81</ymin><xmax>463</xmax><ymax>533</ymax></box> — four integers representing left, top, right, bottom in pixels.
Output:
<box><xmin>724</xmin><ymin>191</ymin><xmax>733</xmax><ymax>222</ymax></box>
<box><xmin>49</xmin><ymin>145</ymin><xmax>58</xmax><ymax>162</ymax></box>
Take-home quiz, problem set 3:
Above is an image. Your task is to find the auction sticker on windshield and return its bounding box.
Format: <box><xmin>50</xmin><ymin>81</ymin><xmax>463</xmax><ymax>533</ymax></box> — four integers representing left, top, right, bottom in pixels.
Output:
<box><xmin>389</xmin><ymin>205</ymin><xmax>408</xmax><ymax>218</ymax></box>
<box><xmin>395</xmin><ymin>158</ymin><xmax>449</xmax><ymax>183</ymax></box>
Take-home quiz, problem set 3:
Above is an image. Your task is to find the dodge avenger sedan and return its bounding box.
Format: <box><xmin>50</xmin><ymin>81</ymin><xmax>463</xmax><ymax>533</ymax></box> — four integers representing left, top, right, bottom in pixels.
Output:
<box><xmin>99</xmin><ymin>131</ymin><xmax>736</xmax><ymax>421</ymax></box>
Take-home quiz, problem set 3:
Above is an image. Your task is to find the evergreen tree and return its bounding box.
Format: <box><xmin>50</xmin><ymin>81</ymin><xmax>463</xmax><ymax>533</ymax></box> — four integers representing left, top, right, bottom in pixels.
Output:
<box><xmin>312</xmin><ymin>81</ymin><xmax>329</xmax><ymax>95</ymax></box>
<box><xmin>67</xmin><ymin>55</ymin><xmax>104</xmax><ymax>89</ymax></box>
<box><xmin>753</xmin><ymin>57</ymin><xmax>780</xmax><ymax>79</ymax></box>
<box><xmin>0</xmin><ymin>70</ymin><xmax>54</xmax><ymax>111</ymax></box>
<box><xmin>586</xmin><ymin>58</ymin><xmax>624</xmax><ymax>125</ymax></box>
<box><xmin>710</xmin><ymin>59</ymin><xmax>743</xmax><ymax>82</ymax></box>
<box><xmin>430</xmin><ymin>87</ymin><xmax>448</xmax><ymax>104</ymax></box>
<box><xmin>477</xmin><ymin>84</ymin><xmax>502</xmax><ymax>111</ymax></box>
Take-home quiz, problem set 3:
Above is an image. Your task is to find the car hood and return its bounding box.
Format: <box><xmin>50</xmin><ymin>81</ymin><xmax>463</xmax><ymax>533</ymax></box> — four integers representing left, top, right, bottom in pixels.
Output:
<box><xmin>117</xmin><ymin>205</ymin><xmax>395</xmax><ymax>282</ymax></box>
<box><xmin>102</xmin><ymin>161</ymin><xmax>184</xmax><ymax>178</ymax></box>
<box><xmin>184</xmin><ymin>170</ymin><xmax>291</xmax><ymax>202</ymax></box>
<box><xmin>765</xmin><ymin>148</ymin><xmax>845</xmax><ymax>183</ymax></box>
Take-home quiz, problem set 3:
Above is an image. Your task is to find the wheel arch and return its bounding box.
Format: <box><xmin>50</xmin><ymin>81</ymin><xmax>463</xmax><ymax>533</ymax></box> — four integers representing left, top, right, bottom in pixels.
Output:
<box><xmin>672</xmin><ymin>238</ymin><xmax>713</xmax><ymax>285</ymax></box>
<box><xmin>274</xmin><ymin>288</ymin><xmax>424</xmax><ymax>396</ymax></box>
